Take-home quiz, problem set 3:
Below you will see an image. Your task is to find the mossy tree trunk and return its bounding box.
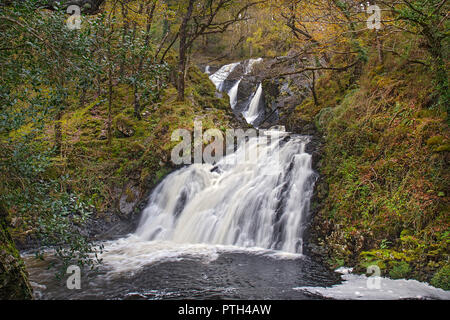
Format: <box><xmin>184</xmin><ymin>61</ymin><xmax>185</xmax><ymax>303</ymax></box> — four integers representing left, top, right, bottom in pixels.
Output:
<box><xmin>54</xmin><ymin>110</ymin><xmax>62</xmax><ymax>154</ymax></box>
<box><xmin>0</xmin><ymin>202</ymin><xmax>33</xmax><ymax>300</ymax></box>
<box><xmin>177</xmin><ymin>0</ymin><xmax>195</xmax><ymax>102</ymax></box>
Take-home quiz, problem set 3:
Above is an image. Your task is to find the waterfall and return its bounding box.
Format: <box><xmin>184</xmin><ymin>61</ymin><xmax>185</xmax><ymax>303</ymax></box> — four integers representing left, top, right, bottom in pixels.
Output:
<box><xmin>243</xmin><ymin>83</ymin><xmax>263</xmax><ymax>125</ymax></box>
<box><xmin>228</xmin><ymin>79</ymin><xmax>241</xmax><ymax>109</ymax></box>
<box><xmin>205</xmin><ymin>65</ymin><xmax>211</xmax><ymax>75</ymax></box>
<box><xmin>245</xmin><ymin>58</ymin><xmax>263</xmax><ymax>74</ymax></box>
<box><xmin>208</xmin><ymin>59</ymin><xmax>265</xmax><ymax>125</ymax></box>
<box><xmin>135</xmin><ymin>130</ymin><xmax>316</xmax><ymax>254</ymax></box>
<box><xmin>209</xmin><ymin>62</ymin><xmax>240</xmax><ymax>91</ymax></box>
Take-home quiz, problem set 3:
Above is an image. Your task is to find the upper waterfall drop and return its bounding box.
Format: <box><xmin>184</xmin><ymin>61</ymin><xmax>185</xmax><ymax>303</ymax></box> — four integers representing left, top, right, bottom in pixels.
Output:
<box><xmin>135</xmin><ymin>131</ymin><xmax>316</xmax><ymax>254</ymax></box>
<box><xmin>243</xmin><ymin>83</ymin><xmax>263</xmax><ymax>125</ymax></box>
<box><xmin>208</xmin><ymin>59</ymin><xmax>265</xmax><ymax>125</ymax></box>
<box><xmin>209</xmin><ymin>62</ymin><xmax>240</xmax><ymax>91</ymax></box>
<box><xmin>228</xmin><ymin>79</ymin><xmax>241</xmax><ymax>109</ymax></box>
<box><xmin>245</xmin><ymin>58</ymin><xmax>263</xmax><ymax>74</ymax></box>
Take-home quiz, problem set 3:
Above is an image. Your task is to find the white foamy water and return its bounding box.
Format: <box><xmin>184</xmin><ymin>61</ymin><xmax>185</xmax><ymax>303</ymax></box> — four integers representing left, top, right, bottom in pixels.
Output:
<box><xmin>93</xmin><ymin>129</ymin><xmax>312</xmax><ymax>277</ymax></box>
<box><xmin>245</xmin><ymin>58</ymin><xmax>263</xmax><ymax>74</ymax></box>
<box><xmin>134</xmin><ymin>131</ymin><xmax>314</xmax><ymax>254</ymax></box>
<box><xmin>209</xmin><ymin>62</ymin><xmax>240</xmax><ymax>91</ymax></box>
<box><xmin>99</xmin><ymin>235</ymin><xmax>301</xmax><ymax>277</ymax></box>
<box><xmin>208</xmin><ymin>59</ymin><xmax>264</xmax><ymax>125</ymax></box>
<box><xmin>228</xmin><ymin>79</ymin><xmax>241</xmax><ymax>109</ymax></box>
<box><xmin>243</xmin><ymin>83</ymin><xmax>263</xmax><ymax>125</ymax></box>
<box><xmin>295</xmin><ymin>268</ymin><xmax>450</xmax><ymax>300</ymax></box>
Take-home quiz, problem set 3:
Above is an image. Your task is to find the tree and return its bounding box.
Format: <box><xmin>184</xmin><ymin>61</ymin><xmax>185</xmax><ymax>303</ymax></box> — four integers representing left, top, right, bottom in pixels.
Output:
<box><xmin>264</xmin><ymin>1</ymin><xmax>372</xmax><ymax>93</ymax></box>
<box><xmin>159</xmin><ymin>0</ymin><xmax>264</xmax><ymax>101</ymax></box>
<box><xmin>378</xmin><ymin>0</ymin><xmax>449</xmax><ymax>109</ymax></box>
<box><xmin>0</xmin><ymin>0</ymin><xmax>103</xmax><ymax>273</ymax></box>
<box><xmin>99</xmin><ymin>0</ymin><xmax>169</xmax><ymax>121</ymax></box>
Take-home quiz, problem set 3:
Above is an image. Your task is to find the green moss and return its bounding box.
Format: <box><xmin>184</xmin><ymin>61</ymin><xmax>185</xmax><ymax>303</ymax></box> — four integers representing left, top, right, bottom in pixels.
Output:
<box><xmin>426</xmin><ymin>135</ymin><xmax>445</xmax><ymax>146</ymax></box>
<box><xmin>113</xmin><ymin>114</ymin><xmax>135</xmax><ymax>138</ymax></box>
<box><xmin>125</xmin><ymin>187</ymin><xmax>136</xmax><ymax>203</ymax></box>
<box><xmin>431</xmin><ymin>265</ymin><xmax>450</xmax><ymax>290</ymax></box>
<box><xmin>306</xmin><ymin>47</ymin><xmax>449</xmax><ymax>284</ymax></box>
<box><xmin>153</xmin><ymin>167</ymin><xmax>172</xmax><ymax>185</ymax></box>
<box><xmin>0</xmin><ymin>203</ymin><xmax>33</xmax><ymax>299</ymax></box>
<box><xmin>435</xmin><ymin>144</ymin><xmax>450</xmax><ymax>152</ymax></box>
<box><xmin>188</xmin><ymin>65</ymin><xmax>230</xmax><ymax>111</ymax></box>
<box><xmin>389</xmin><ymin>261</ymin><xmax>411</xmax><ymax>279</ymax></box>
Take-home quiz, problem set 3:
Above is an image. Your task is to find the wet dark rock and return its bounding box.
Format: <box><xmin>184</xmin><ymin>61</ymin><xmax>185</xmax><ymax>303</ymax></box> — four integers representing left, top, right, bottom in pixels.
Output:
<box><xmin>119</xmin><ymin>186</ymin><xmax>140</xmax><ymax>217</ymax></box>
<box><xmin>233</xmin><ymin>79</ymin><xmax>258</xmax><ymax>114</ymax></box>
<box><xmin>227</xmin><ymin>63</ymin><xmax>246</xmax><ymax>84</ymax></box>
<box><xmin>288</xmin><ymin>118</ymin><xmax>319</xmax><ymax>137</ymax></box>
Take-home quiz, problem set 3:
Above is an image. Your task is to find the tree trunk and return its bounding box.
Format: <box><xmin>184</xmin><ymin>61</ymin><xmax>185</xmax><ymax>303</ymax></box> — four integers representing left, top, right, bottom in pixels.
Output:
<box><xmin>0</xmin><ymin>202</ymin><xmax>33</xmax><ymax>300</ymax></box>
<box><xmin>177</xmin><ymin>44</ymin><xmax>187</xmax><ymax>101</ymax></box>
<box><xmin>133</xmin><ymin>83</ymin><xmax>141</xmax><ymax>120</ymax></box>
<box><xmin>107</xmin><ymin>67</ymin><xmax>113</xmax><ymax>145</ymax></box>
<box><xmin>132</xmin><ymin>1</ymin><xmax>157</xmax><ymax>120</ymax></box>
<box><xmin>376</xmin><ymin>31</ymin><xmax>383</xmax><ymax>64</ymax></box>
<box><xmin>177</xmin><ymin>0</ymin><xmax>195</xmax><ymax>101</ymax></box>
<box><xmin>79</xmin><ymin>87</ymin><xmax>86</xmax><ymax>108</ymax></box>
<box><xmin>119</xmin><ymin>2</ymin><xmax>129</xmax><ymax>79</ymax></box>
<box><xmin>54</xmin><ymin>110</ymin><xmax>62</xmax><ymax>154</ymax></box>
<box><xmin>311</xmin><ymin>70</ymin><xmax>318</xmax><ymax>106</ymax></box>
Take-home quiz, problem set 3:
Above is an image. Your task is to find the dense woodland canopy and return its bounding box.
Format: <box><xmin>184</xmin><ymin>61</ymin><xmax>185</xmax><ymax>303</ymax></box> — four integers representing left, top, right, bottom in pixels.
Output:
<box><xmin>0</xmin><ymin>0</ymin><xmax>449</xmax><ymax>299</ymax></box>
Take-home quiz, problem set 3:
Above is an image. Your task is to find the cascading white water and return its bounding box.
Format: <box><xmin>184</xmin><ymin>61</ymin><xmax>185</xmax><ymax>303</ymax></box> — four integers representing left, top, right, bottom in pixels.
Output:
<box><xmin>209</xmin><ymin>59</ymin><xmax>264</xmax><ymax>123</ymax></box>
<box><xmin>243</xmin><ymin>83</ymin><xmax>263</xmax><ymax>125</ymax></box>
<box><xmin>228</xmin><ymin>79</ymin><xmax>241</xmax><ymax>109</ymax></box>
<box><xmin>245</xmin><ymin>58</ymin><xmax>263</xmax><ymax>74</ymax></box>
<box><xmin>135</xmin><ymin>130</ymin><xmax>316</xmax><ymax>254</ymax></box>
<box><xmin>209</xmin><ymin>62</ymin><xmax>240</xmax><ymax>91</ymax></box>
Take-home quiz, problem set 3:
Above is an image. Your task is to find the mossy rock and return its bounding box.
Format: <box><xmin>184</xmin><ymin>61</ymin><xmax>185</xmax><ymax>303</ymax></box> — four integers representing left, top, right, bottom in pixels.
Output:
<box><xmin>0</xmin><ymin>203</ymin><xmax>33</xmax><ymax>299</ymax></box>
<box><xmin>357</xmin><ymin>257</ymin><xmax>386</xmax><ymax>273</ymax></box>
<box><xmin>114</xmin><ymin>114</ymin><xmax>135</xmax><ymax>138</ymax></box>
<box><xmin>125</xmin><ymin>187</ymin><xmax>136</xmax><ymax>203</ymax></box>
<box><xmin>359</xmin><ymin>249</ymin><xmax>412</xmax><ymax>277</ymax></box>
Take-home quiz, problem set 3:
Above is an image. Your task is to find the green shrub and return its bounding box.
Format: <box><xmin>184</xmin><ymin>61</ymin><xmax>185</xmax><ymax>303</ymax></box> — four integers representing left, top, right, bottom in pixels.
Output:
<box><xmin>389</xmin><ymin>261</ymin><xmax>411</xmax><ymax>279</ymax></box>
<box><xmin>431</xmin><ymin>265</ymin><xmax>450</xmax><ymax>290</ymax></box>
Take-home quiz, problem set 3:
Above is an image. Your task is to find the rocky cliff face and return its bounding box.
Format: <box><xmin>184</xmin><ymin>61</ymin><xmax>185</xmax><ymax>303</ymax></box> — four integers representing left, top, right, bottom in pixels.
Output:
<box><xmin>205</xmin><ymin>56</ymin><xmax>315</xmax><ymax>129</ymax></box>
<box><xmin>0</xmin><ymin>203</ymin><xmax>33</xmax><ymax>299</ymax></box>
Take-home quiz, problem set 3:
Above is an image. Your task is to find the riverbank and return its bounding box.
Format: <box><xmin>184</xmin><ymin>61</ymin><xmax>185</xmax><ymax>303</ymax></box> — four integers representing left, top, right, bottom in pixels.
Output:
<box><xmin>223</xmin><ymin>53</ymin><xmax>449</xmax><ymax>291</ymax></box>
<box><xmin>289</xmin><ymin>52</ymin><xmax>449</xmax><ymax>290</ymax></box>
